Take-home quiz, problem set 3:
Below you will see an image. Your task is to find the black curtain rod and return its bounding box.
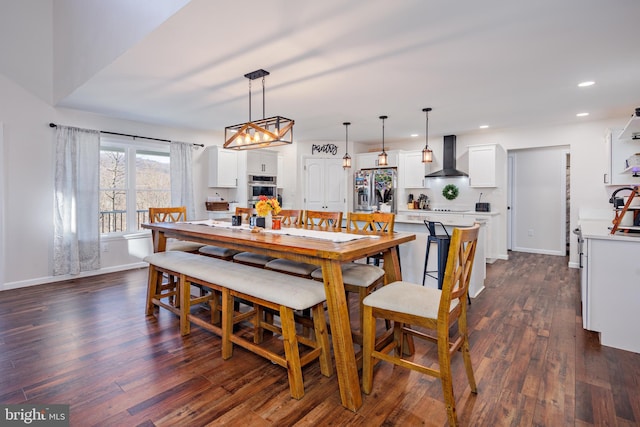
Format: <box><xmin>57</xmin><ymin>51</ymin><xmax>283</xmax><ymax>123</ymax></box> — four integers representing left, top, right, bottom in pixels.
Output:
<box><xmin>49</xmin><ymin>123</ymin><xmax>204</xmax><ymax>147</ymax></box>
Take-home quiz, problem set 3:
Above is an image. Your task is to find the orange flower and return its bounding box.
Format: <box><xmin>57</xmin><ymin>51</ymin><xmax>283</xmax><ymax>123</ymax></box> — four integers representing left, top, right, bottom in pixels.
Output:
<box><xmin>255</xmin><ymin>196</ymin><xmax>281</xmax><ymax>217</ymax></box>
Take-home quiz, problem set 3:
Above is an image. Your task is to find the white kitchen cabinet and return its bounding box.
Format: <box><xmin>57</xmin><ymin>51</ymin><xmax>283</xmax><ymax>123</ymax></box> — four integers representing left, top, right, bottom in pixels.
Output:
<box><xmin>584</xmin><ymin>236</ymin><xmax>640</xmax><ymax>353</ymax></box>
<box><xmin>304</xmin><ymin>157</ymin><xmax>346</xmax><ymax>212</ymax></box>
<box><xmin>400</xmin><ymin>150</ymin><xmax>431</xmax><ymax>188</ymax></box>
<box><xmin>247</xmin><ymin>150</ymin><xmax>277</xmax><ymax>175</ymax></box>
<box><xmin>208</xmin><ymin>145</ymin><xmax>238</xmax><ymax>187</ymax></box>
<box><xmin>468</xmin><ymin>144</ymin><xmax>500</xmax><ymax>187</ymax></box>
<box><xmin>604</xmin><ymin>128</ymin><xmax>640</xmax><ymax>186</ymax></box>
<box><xmin>356</xmin><ymin>150</ymin><xmax>399</xmax><ymax>169</ymax></box>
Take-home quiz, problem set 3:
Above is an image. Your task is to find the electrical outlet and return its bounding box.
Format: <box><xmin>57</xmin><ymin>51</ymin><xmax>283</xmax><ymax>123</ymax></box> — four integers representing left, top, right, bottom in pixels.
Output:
<box><xmin>102</xmin><ymin>242</ymin><xmax>109</xmax><ymax>252</ymax></box>
<box><xmin>528</xmin><ymin>229</ymin><xmax>534</xmax><ymax>237</ymax></box>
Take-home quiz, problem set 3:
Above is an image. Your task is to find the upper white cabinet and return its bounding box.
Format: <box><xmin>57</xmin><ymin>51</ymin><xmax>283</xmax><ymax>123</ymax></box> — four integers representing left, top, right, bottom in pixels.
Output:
<box><xmin>356</xmin><ymin>150</ymin><xmax>399</xmax><ymax>169</ymax></box>
<box><xmin>468</xmin><ymin>144</ymin><xmax>503</xmax><ymax>187</ymax></box>
<box><xmin>604</xmin><ymin>128</ymin><xmax>640</xmax><ymax>186</ymax></box>
<box><xmin>400</xmin><ymin>150</ymin><xmax>431</xmax><ymax>188</ymax></box>
<box><xmin>247</xmin><ymin>150</ymin><xmax>277</xmax><ymax>175</ymax></box>
<box><xmin>208</xmin><ymin>145</ymin><xmax>238</xmax><ymax>188</ymax></box>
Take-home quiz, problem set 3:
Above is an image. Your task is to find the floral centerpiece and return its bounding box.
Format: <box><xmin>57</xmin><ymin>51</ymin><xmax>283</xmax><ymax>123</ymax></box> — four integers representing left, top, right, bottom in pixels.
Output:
<box><xmin>255</xmin><ymin>195</ymin><xmax>282</xmax><ymax>217</ymax></box>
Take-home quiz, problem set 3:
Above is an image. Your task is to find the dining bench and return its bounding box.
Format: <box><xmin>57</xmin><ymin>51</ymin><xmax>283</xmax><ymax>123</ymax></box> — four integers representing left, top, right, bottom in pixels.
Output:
<box><xmin>143</xmin><ymin>250</ymin><xmax>333</xmax><ymax>399</ymax></box>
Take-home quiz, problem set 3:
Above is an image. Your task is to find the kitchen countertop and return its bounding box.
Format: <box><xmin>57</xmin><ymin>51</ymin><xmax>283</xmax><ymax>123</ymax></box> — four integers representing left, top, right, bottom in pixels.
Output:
<box><xmin>579</xmin><ymin>219</ymin><xmax>640</xmax><ymax>242</ymax></box>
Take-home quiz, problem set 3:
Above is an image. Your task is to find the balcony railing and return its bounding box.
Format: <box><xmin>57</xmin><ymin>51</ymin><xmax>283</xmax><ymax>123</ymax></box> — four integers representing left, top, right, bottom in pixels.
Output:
<box><xmin>100</xmin><ymin>209</ymin><xmax>149</xmax><ymax>233</ymax></box>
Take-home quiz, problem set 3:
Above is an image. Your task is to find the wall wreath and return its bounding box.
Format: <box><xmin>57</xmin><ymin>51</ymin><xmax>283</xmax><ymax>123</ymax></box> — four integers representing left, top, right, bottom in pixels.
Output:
<box><xmin>442</xmin><ymin>184</ymin><xmax>459</xmax><ymax>200</ymax></box>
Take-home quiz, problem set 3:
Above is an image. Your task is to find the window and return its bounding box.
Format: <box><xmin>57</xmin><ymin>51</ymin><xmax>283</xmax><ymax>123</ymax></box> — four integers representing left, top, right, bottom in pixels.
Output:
<box><xmin>99</xmin><ymin>138</ymin><xmax>170</xmax><ymax>234</ymax></box>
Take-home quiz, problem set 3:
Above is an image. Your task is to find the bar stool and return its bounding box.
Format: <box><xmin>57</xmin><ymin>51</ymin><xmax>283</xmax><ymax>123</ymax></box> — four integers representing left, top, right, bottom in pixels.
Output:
<box><xmin>422</xmin><ymin>220</ymin><xmax>450</xmax><ymax>289</ymax></box>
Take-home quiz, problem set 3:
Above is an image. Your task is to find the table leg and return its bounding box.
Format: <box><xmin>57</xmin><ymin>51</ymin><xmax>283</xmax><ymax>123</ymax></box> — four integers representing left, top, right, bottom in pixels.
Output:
<box><xmin>152</xmin><ymin>230</ymin><xmax>167</xmax><ymax>253</ymax></box>
<box><xmin>321</xmin><ymin>259</ymin><xmax>362</xmax><ymax>411</ymax></box>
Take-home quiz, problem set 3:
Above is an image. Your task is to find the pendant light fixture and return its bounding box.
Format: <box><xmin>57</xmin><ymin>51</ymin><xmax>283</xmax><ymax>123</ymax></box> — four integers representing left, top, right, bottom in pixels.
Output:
<box><xmin>422</xmin><ymin>107</ymin><xmax>433</xmax><ymax>163</ymax></box>
<box><xmin>378</xmin><ymin>115</ymin><xmax>388</xmax><ymax>166</ymax></box>
<box><xmin>224</xmin><ymin>69</ymin><xmax>294</xmax><ymax>150</ymax></box>
<box><xmin>342</xmin><ymin>122</ymin><xmax>352</xmax><ymax>169</ymax></box>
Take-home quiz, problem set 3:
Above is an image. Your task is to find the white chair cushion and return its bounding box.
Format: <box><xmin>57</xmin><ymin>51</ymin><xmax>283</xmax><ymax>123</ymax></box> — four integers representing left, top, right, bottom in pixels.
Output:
<box><xmin>233</xmin><ymin>252</ymin><xmax>275</xmax><ymax>266</ymax></box>
<box><xmin>362</xmin><ymin>281</ymin><xmax>459</xmax><ymax>319</ymax></box>
<box><xmin>166</xmin><ymin>239</ymin><xmax>204</xmax><ymax>252</ymax></box>
<box><xmin>311</xmin><ymin>263</ymin><xmax>384</xmax><ymax>287</ymax></box>
<box><xmin>265</xmin><ymin>258</ymin><xmax>318</xmax><ymax>276</ymax></box>
<box><xmin>198</xmin><ymin>245</ymin><xmax>239</xmax><ymax>258</ymax></box>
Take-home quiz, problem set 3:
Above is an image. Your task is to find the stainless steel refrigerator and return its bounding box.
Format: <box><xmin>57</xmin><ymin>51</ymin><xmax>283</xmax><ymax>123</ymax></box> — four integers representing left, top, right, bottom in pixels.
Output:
<box><xmin>354</xmin><ymin>168</ymin><xmax>397</xmax><ymax>213</ymax></box>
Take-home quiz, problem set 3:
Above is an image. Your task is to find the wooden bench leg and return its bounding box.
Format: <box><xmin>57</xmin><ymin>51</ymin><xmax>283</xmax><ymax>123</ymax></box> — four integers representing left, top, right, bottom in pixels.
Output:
<box><xmin>146</xmin><ymin>265</ymin><xmax>160</xmax><ymax>315</ymax></box>
<box><xmin>280</xmin><ymin>306</ymin><xmax>305</xmax><ymax>399</ymax></box>
<box><xmin>312</xmin><ymin>304</ymin><xmax>333</xmax><ymax>378</ymax></box>
<box><xmin>180</xmin><ymin>273</ymin><xmax>190</xmax><ymax>336</ymax></box>
<box><xmin>221</xmin><ymin>288</ymin><xmax>234</xmax><ymax>360</ymax></box>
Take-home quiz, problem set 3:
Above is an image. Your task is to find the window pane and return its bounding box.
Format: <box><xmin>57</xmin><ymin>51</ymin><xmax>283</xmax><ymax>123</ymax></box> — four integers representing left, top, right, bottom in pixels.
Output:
<box><xmin>100</xmin><ymin>149</ymin><xmax>126</xmax><ymax>189</ymax></box>
<box><xmin>99</xmin><ymin>190</ymin><xmax>127</xmax><ymax>233</ymax></box>
<box><xmin>136</xmin><ymin>152</ymin><xmax>170</xmax><ymax>230</ymax></box>
<box><xmin>136</xmin><ymin>152</ymin><xmax>170</xmax><ymax>190</ymax></box>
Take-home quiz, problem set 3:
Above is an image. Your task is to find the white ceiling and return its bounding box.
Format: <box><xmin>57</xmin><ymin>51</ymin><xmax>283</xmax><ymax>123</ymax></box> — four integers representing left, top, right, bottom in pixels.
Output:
<box><xmin>57</xmin><ymin>0</ymin><xmax>640</xmax><ymax>145</ymax></box>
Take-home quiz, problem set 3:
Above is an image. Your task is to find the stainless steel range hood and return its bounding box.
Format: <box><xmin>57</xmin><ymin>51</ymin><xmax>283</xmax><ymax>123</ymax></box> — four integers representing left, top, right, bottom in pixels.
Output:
<box><xmin>425</xmin><ymin>135</ymin><xmax>468</xmax><ymax>178</ymax></box>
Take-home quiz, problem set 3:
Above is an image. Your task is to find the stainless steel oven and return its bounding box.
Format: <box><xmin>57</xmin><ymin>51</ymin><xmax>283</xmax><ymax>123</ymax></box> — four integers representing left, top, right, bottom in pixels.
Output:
<box><xmin>248</xmin><ymin>175</ymin><xmax>277</xmax><ymax>204</ymax></box>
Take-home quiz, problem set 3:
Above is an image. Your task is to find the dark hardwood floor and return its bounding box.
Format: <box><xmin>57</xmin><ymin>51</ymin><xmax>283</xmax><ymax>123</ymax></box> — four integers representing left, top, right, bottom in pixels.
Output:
<box><xmin>1</xmin><ymin>252</ymin><xmax>639</xmax><ymax>426</ymax></box>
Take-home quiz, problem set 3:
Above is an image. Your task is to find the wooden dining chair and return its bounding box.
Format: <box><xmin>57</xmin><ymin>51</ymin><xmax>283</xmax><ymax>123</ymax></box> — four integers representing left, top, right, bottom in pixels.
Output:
<box><xmin>303</xmin><ymin>210</ymin><xmax>343</xmax><ymax>229</ymax></box>
<box><xmin>265</xmin><ymin>210</ymin><xmax>343</xmax><ymax>277</ymax></box>
<box><xmin>149</xmin><ymin>206</ymin><xmax>204</xmax><ymax>253</ymax></box>
<box><xmin>147</xmin><ymin>206</ymin><xmax>205</xmax><ymax>311</ymax></box>
<box><xmin>232</xmin><ymin>206</ymin><xmax>276</xmax><ymax>267</ymax></box>
<box><xmin>362</xmin><ymin>223</ymin><xmax>480</xmax><ymax>427</ymax></box>
<box><xmin>199</xmin><ymin>207</ymin><xmax>253</xmax><ymax>260</ymax></box>
<box><xmin>311</xmin><ymin>212</ymin><xmax>395</xmax><ymax>344</ymax></box>
<box><xmin>278</xmin><ymin>209</ymin><xmax>303</xmax><ymax>226</ymax></box>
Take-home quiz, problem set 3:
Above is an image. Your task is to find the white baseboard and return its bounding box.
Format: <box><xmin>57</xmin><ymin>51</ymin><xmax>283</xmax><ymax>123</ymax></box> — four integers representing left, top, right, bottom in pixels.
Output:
<box><xmin>1</xmin><ymin>262</ymin><xmax>147</xmax><ymax>291</ymax></box>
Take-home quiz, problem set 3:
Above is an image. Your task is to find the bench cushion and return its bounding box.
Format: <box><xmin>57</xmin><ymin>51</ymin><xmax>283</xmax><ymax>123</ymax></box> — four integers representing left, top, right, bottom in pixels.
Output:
<box><xmin>166</xmin><ymin>239</ymin><xmax>204</xmax><ymax>252</ymax></box>
<box><xmin>233</xmin><ymin>252</ymin><xmax>276</xmax><ymax>266</ymax></box>
<box><xmin>265</xmin><ymin>258</ymin><xmax>318</xmax><ymax>276</ymax></box>
<box><xmin>199</xmin><ymin>245</ymin><xmax>240</xmax><ymax>258</ymax></box>
<box><xmin>144</xmin><ymin>251</ymin><xmax>326</xmax><ymax>311</ymax></box>
<box><xmin>311</xmin><ymin>263</ymin><xmax>384</xmax><ymax>287</ymax></box>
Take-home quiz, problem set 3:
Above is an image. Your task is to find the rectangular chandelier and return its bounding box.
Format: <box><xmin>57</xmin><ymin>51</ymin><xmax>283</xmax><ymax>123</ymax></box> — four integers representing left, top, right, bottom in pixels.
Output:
<box><xmin>224</xmin><ymin>115</ymin><xmax>294</xmax><ymax>150</ymax></box>
<box><xmin>224</xmin><ymin>69</ymin><xmax>294</xmax><ymax>150</ymax></box>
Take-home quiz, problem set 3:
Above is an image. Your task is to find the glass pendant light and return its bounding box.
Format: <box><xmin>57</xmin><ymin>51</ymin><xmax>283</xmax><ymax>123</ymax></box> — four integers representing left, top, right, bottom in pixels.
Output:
<box><xmin>378</xmin><ymin>115</ymin><xmax>388</xmax><ymax>166</ymax></box>
<box><xmin>342</xmin><ymin>122</ymin><xmax>352</xmax><ymax>169</ymax></box>
<box><xmin>422</xmin><ymin>107</ymin><xmax>433</xmax><ymax>163</ymax></box>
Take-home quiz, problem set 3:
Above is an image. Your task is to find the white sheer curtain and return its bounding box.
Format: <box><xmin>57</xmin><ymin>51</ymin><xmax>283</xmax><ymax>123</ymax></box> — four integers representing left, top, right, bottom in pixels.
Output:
<box><xmin>53</xmin><ymin>126</ymin><xmax>101</xmax><ymax>275</ymax></box>
<box><xmin>170</xmin><ymin>141</ymin><xmax>196</xmax><ymax>219</ymax></box>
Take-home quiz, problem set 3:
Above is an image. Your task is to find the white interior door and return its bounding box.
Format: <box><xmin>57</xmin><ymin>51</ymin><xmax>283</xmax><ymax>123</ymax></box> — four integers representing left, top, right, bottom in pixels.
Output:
<box><xmin>324</xmin><ymin>159</ymin><xmax>346</xmax><ymax>212</ymax></box>
<box><xmin>304</xmin><ymin>157</ymin><xmax>346</xmax><ymax>212</ymax></box>
<box><xmin>304</xmin><ymin>158</ymin><xmax>325</xmax><ymax>210</ymax></box>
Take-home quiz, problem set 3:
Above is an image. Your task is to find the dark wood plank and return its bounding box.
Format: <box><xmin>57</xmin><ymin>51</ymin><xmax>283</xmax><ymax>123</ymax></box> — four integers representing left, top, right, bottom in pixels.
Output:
<box><xmin>1</xmin><ymin>252</ymin><xmax>639</xmax><ymax>426</ymax></box>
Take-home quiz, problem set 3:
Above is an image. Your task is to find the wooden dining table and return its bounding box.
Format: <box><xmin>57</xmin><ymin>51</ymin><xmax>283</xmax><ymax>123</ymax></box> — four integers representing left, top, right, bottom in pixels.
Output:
<box><xmin>142</xmin><ymin>220</ymin><xmax>415</xmax><ymax>411</ymax></box>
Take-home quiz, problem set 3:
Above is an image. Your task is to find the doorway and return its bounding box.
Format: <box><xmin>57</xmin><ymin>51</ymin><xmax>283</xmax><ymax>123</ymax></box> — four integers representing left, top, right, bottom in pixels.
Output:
<box><xmin>507</xmin><ymin>146</ymin><xmax>568</xmax><ymax>255</ymax></box>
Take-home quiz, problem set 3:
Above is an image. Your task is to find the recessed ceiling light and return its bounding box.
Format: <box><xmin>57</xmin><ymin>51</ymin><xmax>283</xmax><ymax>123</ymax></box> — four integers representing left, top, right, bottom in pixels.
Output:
<box><xmin>479</xmin><ymin>125</ymin><xmax>489</xmax><ymax>129</ymax></box>
<box><xmin>410</xmin><ymin>133</ymin><xmax>418</xmax><ymax>137</ymax></box>
<box><xmin>578</xmin><ymin>81</ymin><xmax>595</xmax><ymax>87</ymax></box>
<box><xmin>576</xmin><ymin>112</ymin><xmax>589</xmax><ymax>117</ymax></box>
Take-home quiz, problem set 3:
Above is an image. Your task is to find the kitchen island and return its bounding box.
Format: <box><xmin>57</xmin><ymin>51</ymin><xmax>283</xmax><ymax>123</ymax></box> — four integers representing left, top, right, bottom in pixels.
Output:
<box><xmin>579</xmin><ymin>219</ymin><xmax>640</xmax><ymax>354</ymax></box>
<box><xmin>394</xmin><ymin>211</ymin><xmax>488</xmax><ymax>298</ymax></box>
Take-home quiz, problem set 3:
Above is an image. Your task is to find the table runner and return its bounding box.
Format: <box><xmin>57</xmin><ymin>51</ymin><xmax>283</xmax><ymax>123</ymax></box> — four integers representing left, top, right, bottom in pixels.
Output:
<box><xmin>180</xmin><ymin>220</ymin><xmax>379</xmax><ymax>243</ymax></box>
